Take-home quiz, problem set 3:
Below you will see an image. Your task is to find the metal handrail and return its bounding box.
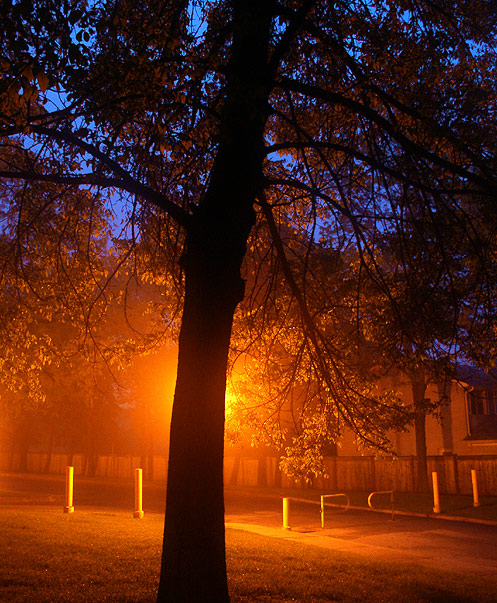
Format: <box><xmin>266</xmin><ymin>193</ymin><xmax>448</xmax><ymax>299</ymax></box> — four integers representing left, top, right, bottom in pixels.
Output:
<box><xmin>320</xmin><ymin>493</ymin><xmax>350</xmax><ymax>528</ymax></box>
<box><xmin>282</xmin><ymin>495</ymin><xmax>350</xmax><ymax>530</ymax></box>
<box><xmin>282</xmin><ymin>496</ymin><xmax>323</xmax><ymax>530</ymax></box>
<box><xmin>368</xmin><ymin>490</ymin><xmax>395</xmax><ymax>521</ymax></box>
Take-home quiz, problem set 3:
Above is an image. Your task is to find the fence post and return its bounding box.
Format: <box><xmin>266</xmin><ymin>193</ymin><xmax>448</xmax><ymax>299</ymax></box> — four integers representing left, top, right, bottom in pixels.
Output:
<box><xmin>64</xmin><ymin>466</ymin><xmax>74</xmax><ymax>514</ymax></box>
<box><xmin>370</xmin><ymin>456</ymin><xmax>376</xmax><ymax>491</ymax></box>
<box><xmin>432</xmin><ymin>471</ymin><xmax>441</xmax><ymax>514</ymax></box>
<box><xmin>471</xmin><ymin>469</ymin><xmax>480</xmax><ymax>508</ymax></box>
<box><xmin>410</xmin><ymin>456</ymin><xmax>416</xmax><ymax>493</ymax></box>
<box><xmin>452</xmin><ymin>454</ymin><xmax>460</xmax><ymax>494</ymax></box>
<box><xmin>134</xmin><ymin>468</ymin><xmax>144</xmax><ymax>518</ymax></box>
<box><xmin>282</xmin><ymin>497</ymin><xmax>291</xmax><ymax>530</ymax></box>
<box><xmin>332</xmin><ymin>456</ymin><xmax>338</xmax><ymax>491</ymax></box>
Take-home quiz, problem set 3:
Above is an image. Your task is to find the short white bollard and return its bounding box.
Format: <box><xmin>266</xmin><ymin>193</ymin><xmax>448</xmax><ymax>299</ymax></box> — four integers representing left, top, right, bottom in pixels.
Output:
<box><xmin>432</xmin><ymin>471</ymin><xmax>441</xmax><ymax>514</ymax></box>
<box><xmin>471</xmin><ymin>469</ymin><xmax>480</xmax><ymax>508</ymax></box>
<box><xmin>134</xmin><ymin>468</ymin><xmax>144</xmax><ymax>518</ymax></box>
<box><xmin>282</xmin><ymin>497</ymin><xmax>290</xmax><ymax>530</ymax></box>
<box><xmin>64</xmin><ymin>466</ymin><xmax>74</xmax><ymax>514</ymax></box>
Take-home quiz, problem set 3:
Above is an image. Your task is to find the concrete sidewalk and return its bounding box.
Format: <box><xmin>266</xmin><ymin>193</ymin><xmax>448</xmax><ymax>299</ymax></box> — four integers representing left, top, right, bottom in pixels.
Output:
<box><xmin>225</xmin><ymin>503</ymin><xmax>497</xmax><ymax>578</ymax></box>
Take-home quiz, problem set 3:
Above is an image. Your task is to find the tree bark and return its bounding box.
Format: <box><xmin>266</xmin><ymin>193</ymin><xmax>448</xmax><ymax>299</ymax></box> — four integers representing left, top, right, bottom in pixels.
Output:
<box><xmin>414</xmin><ymin>410</ymin><xmax>429</xmax><ymax>492</ymax></box>
<box><xmin>158</xmin><ymin>264</ymin><xmax>240</xmax><ymax>601</ymax></box>
<box><xmin>43</xmin><ymin>422</ymin><xmax>55</xmax><ymax>474</ymax></box>
<box><xmin>257</xmin><ymin>448</ymin><xmax>268</xmax><ymax>488</ymax></box>
<box><xmin>411</xmin><ymin>375</ymin><xmax>429</xmax><ymax>493</ymax></box>
<box><xmin>17</xmin><ymin>417</ymin><xmax>31</xmax><ymax>473</ymax></box>
<box><xmin>157</xmin><ymin>3</ymin><xmax>272</xmax><ymax>600</ymax></box>
<box><xmin>229</xmin><ymin>451</ymin><xmax>241</xmax><ymax>487</ymax></box>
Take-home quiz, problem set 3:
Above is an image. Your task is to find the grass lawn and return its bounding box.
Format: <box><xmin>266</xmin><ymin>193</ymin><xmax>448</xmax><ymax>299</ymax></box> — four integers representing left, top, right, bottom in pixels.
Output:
<box><xmin>1</xmin><ymin>507</ymin><xmax>496</xmax><ymax>602</ymax></box>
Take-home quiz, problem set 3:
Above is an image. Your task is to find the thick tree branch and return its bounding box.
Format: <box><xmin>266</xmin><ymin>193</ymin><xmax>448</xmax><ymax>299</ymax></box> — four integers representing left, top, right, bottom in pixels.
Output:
<box><xmin>0</xmin><ymin>169</ymin><xmax>191</xmax><ymax>229</ymax></box>
<box><xmin>297</xmin><ymin>6</ymin><xmax>493</xmax><ymax>178</ymax></box>
<box><xmin>265</xmin><ymin>139</ymin><xmax>457</xmax><ymax>197</ymax></box>
<box><xmin>269</xmin><ymin>0</ymin><xmax>317</xmax><ymax>72</ymax></box>
<box><xmin>276</xmin><ymin>76</ymin><xmax>497</xmax><ymax>197</ymax></box>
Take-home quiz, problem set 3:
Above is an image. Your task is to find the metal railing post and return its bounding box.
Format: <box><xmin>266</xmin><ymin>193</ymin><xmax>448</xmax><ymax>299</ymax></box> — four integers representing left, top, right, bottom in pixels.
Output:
<box><xmin>367</xmin><ymin>490</ymin><xmax>394</xmax><ymax>520</ymax></box>
<box><xmin>320</xmin><ymin>493</ymin><xmax>350</xmax><ymax>528</ymax></box>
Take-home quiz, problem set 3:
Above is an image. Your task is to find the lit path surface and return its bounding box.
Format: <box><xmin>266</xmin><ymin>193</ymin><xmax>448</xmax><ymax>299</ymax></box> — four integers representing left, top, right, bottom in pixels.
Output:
<box><xmin>224</xmin><ymin>489</ymin><xmax>497</xmax><ymax>578</ymax></box>
<box><xmin>1</xmin><ymin>474</ymin><xmax>496</xmax><ymax>577</ymax></box>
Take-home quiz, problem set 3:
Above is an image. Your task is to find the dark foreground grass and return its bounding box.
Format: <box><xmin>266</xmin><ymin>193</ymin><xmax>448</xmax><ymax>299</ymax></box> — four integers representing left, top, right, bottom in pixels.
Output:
<box><xmin>227</xmin><ymin>531</ymin><xmax>497</xmax><ymax>603</ymax></box>
<box><xmin>1</xmin><ymin>508</ymin><xmax>497</xmax><ymax>602</ymax></box>
<box><xmin>0</xmin><ymin>508</ymin><xmax>162</xmax><ymax>602</ymax></box>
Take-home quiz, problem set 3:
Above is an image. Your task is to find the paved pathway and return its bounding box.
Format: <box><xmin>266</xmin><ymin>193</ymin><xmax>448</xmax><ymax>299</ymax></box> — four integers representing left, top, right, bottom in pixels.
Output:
<box><xmin>224</xmin><ymin>490</ymin><xmax>497</xmax><ymax>578</ymax></box>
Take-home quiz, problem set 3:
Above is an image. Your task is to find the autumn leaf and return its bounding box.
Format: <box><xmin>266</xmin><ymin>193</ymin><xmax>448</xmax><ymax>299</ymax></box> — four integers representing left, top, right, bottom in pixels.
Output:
<box><xmin>37</xmin><ymin>72</ymin><xmax>49</xmax><ymax>94</ymax></box>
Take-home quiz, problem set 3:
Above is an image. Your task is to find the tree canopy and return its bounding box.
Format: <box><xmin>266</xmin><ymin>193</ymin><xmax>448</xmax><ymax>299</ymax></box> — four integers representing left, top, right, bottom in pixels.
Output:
<box><xmin>2</xmin><ymin>1</ymin><xmax>497</xmax><ymax>601</ymax></box>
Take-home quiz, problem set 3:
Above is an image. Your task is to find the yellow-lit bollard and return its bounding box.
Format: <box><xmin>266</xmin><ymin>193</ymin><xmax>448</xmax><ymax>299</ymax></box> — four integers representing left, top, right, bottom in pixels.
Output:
<box><xmin>432</xmin><ymin>471</ymin><xmax>440</xmax><ymax>514</ymax></box>
<box><xmin>64</xmin><ymin>466</ymin><xmax>74</xmax><ymax>514</ymax></box>
<box><xmin>282</xmin><ymin>497</ymin><xmax>291</xmax><ymax>530</ymax></box>
<box><xmin>471</xmin><ymin>469</ymin><xmax>480</xmax><ymax>507</ymax></box>
<box><xmin>320</xmin><ymin>495</ymin><xmax>325</xmax><ymax>529</ymax></box>
<box><xmin>134</xmin><ymin>468</ymin><xmax>144</xmax><ymax>518</ymax></box>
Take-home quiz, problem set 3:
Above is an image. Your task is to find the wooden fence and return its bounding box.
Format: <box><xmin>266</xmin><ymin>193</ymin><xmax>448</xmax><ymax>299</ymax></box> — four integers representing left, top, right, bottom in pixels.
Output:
<box><xmin>0</xmin><ymin>453</ymin><xmax>168</xmax><ymax>482</ymax></box>
<box><xmin>1</xmin><ymin>452</ymin><xmax>496</xmax><ymax>495</ymax></box>
<box><xmin>223</xmin><ymin>454</ymin><xmax>497</xmax><ymax>495</ymax></box>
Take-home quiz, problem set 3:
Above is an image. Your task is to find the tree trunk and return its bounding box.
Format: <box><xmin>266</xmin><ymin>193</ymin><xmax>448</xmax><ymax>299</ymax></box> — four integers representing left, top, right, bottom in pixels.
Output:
<box><xmin>85</xmin><ymin>427</ymin><xmax>98</xmax><ymax>477</ymax></box>
<box><xmin>411</xmin><ymin>376</ymin><xmax>429</xmax><ymax>493</ymax></box>
<box><xmin>157</xmin><ymin>3</ymin><xmax>272</xmax><ymax>601</ymax></box>
<box><xmin>158</xmin><ymin>264</ymin><xmax>240</xmax><ymax>602</ymax></box>
<box><xmin>147</xmin><ymin>454</ymin><xmax>154</xmax><ymax>481</ymax></box>
<box><xmin>19</xmin><ymin>447</ymin><xmax>28</xmax><ymax>473</ymax></box>
<box><xmin>43</xmin><ymin>423</ymin><xmax>55</xmax><ymax>474</ymax></box>
<box><xmin>257</xmin><ymin>448</ymin><xmax>268</xmax><ymax>488</ymax></box>
<box><xmin>273</xmin><ymin>460</ymin><xmax>282</xmax><ymax>489</ymax></box>
<box><xmin>17</xmin><ymin>418</ymin><xmax>31</xmax><ymax>473</ymax></box>
<box><xmin>229</xmin><ymin>451</ymin><xmax>241</xmax><ymax>486</ymax></box>
<box><xmin>414</xmin><ymin>411</ymin><xmax>429</xmax><ymax>492</ymax></box>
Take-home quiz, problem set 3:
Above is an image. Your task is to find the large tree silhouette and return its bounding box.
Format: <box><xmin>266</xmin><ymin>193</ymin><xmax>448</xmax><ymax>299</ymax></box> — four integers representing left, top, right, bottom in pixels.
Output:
<box><xmin>2</xmin><ymin>1</ymin><xmax>497</xmax><ymax>600</ymax></box>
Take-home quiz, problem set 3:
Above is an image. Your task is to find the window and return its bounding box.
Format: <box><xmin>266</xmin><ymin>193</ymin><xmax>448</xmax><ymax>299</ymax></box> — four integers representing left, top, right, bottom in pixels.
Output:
<box><xmin>487</xmin><ymin>391</ymin><xmax>497</xmax><ymax>415</ymax></box>
<box><xmin>469</xmin><ymin>391</ymin><xmax>485</xmax><ymax>415</ymax></box>
<box><xmin>469</xmin><ymin>390</ymin><xmax>497</xmax><ymax>415</ymax></box>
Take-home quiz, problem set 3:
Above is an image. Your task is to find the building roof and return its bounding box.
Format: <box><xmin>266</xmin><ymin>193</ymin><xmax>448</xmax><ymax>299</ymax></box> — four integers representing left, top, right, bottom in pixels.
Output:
<box><xmin>456</xmin><ymin>365</ymin><xmax>497</xmax><ymax>389</ymax></box>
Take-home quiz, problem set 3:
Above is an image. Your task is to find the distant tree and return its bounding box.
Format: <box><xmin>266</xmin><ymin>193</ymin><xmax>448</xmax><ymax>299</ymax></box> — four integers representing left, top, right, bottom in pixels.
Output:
<box><xmin>2</xmin><ymin>2</ymin><xmax>497</xmax><ymax>601</ymax></box>
<box><xmin>355</xmin><ymin>184</ymin><xmax>497</xmax><ymax>490</ymax></box>
<box><xmin>0</xmin><ymin>176</ymin><xmax>168</xmax><ymax>468</ymax></box>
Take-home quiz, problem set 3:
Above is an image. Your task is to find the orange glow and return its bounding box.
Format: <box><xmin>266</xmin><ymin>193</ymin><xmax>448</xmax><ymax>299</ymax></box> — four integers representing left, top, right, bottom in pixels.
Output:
<box><xmin>120</xmin><ymin>346</ymin><xmax>177</xmax><ymax>458</ymax></box>
<box><xmin>225</xmin><ymin>385</ymin><xmax>237</xmax><ymax>416</ymax></box>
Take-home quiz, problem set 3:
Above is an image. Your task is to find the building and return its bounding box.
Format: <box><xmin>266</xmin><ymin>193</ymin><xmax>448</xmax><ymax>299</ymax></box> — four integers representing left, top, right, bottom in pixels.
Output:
<box><xmin>339</xmin><ymin>367</ymin><xmax>497</xmax><ymax>457</ymax></box>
